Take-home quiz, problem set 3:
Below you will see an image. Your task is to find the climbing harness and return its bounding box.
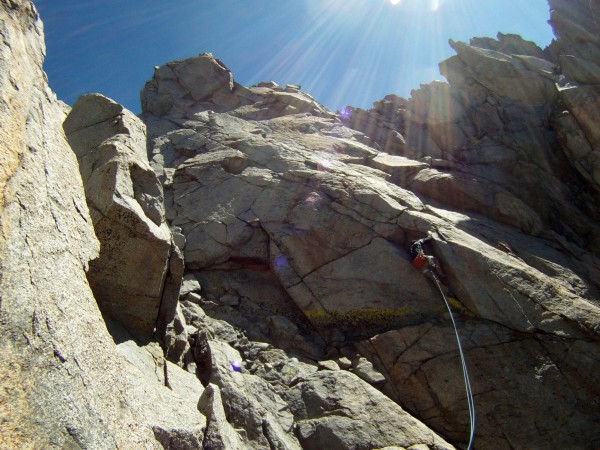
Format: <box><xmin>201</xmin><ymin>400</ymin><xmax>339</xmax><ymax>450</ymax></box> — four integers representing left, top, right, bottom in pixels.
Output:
<box><xmin>429</xmin><ymin>270</ymin><xmax>476</xmax><ymax>450</ymax></box>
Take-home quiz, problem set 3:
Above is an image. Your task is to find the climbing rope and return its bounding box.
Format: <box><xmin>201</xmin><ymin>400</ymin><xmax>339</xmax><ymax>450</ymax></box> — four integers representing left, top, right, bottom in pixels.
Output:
<box><xmin>429</xmin><ymin>270</ymin><xmax>476</xmax><ymax>450</ymax></box>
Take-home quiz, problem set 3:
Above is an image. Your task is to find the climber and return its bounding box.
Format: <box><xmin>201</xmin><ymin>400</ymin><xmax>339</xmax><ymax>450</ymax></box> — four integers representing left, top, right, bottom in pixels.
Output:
<box><xmin>410</xmin><ymin>233</ymin><xmax>452</xmax><ymax>297</ymax></box>
<box><xmin>410</xmin><ymin>233</ymin><xmax>445</xmax><ymax>278</ymax></box>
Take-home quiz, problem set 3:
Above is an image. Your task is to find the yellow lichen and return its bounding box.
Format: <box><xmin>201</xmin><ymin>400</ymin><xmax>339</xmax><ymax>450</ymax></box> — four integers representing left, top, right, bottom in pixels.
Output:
<box><xmin>303</xmin><ymin>306</ymin><xmax>417</xmax><ymax>329</ymax></box>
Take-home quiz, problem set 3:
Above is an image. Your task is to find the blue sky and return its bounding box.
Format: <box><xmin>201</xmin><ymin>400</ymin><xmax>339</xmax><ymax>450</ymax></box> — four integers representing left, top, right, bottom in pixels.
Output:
<box><xmin>36</xmin><ymin>0</ymin><xmax>554</xmax><ymax>114</ymax></box>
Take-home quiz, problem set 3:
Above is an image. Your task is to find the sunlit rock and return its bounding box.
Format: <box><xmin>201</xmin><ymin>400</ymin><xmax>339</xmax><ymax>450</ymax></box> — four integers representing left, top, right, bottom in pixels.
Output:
<box><xmin>64</xmin><ymin>93</ymin><xmax>183</xmax><ymax>340</ymax></box>
<box><xmin>4</xmin><ymin>0</ymin><xmax>600</xmax><ymax>449</ymax></box>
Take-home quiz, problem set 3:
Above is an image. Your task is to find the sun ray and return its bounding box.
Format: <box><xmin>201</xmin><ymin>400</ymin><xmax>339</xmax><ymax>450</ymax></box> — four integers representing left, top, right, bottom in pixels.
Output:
<box><xmin>37</xmin><ymin>0</ymin><xmax>556</xmax><ymax>114</ymax></box>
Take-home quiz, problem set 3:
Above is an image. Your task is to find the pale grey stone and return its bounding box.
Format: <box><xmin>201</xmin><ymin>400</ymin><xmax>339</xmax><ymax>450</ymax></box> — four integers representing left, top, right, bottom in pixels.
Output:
<box><xmin>139</xmin><ymin>41</ymin><xmax>600</xmax><ymax>449</ymax></box>
<box><xmin>64</xmin><ymin>93</ymin><xmax>181</xmax><ymax>339</ymax></box>
<box><xmin>318</xmin><ymin>360</ymin><xmax>340</xmax><ymax>371</ymax></box>
<box><xmin>186</xmin><ymin>292</ymin><xmax>204</xmax><ymax>305</ymax></box>
<box><xmin>0</xmin><ymin>5</ymin><xmax>201</xmax><ymax>448</ymax></box>
<box><xmin>358</xmin><ymin>320</ymin><xmax>600</xmax><ymax>449</ymax></box>
<box><xmin>352</xmin><ymin>357</ymin><xmax>386</xmax><ymax>384</ymax></box>
<box><xmin>290</xmin><ymin>371</ymin><xmax>454</xmax><ymax>450</ymax></box>
<box><xmin>336</xmin><ymin>357</ymin><xmax>353</xmax><ymax>370</ymax></box>
<box><xmin>9</xmin><ymin>2</ymin><xmax>600</xmax><ymax>449</ymax></box>
<box><xmin>198</xmin><ymin>384</ymin><xmax>245</xmax><ymax>450</ymax></box>
<box><xmin>180</xmin><ymin>273</ymin><xmax>202</xmax><ymax>298</ymax></box>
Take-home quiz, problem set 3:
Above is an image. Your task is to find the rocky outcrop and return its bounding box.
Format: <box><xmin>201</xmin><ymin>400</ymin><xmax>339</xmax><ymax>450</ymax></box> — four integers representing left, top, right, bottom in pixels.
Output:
<box><xmin>141</xmin><ymin>55</ymin><xmax>333</xmax><ymax>122</ymax></box>
<box><xmin>289</xmin><ymin>370</ymin><xmax>453</xmax><ymax>450</ymax></box>
<box><xmin>3</xmin><ymin>0</ymin><xmax>600</xmax><ymax>449</ymax></box>
<box><xmin>144</xmin><ymin>55</ymin><xmax>446</xmax><ymax>340</ymax></box>
<box><xmin>115</xmin><ymin>336</ymin><xmax>206</xmax><ymax>449</ymax></box>
<box><xmin>358</xmin><ymin>321</ymin><xmax>600</xmax><ymax>449</ymax></box>
<box><xmin>175</xmin><ymin>298</ymin><xmax>455</xmax><ymax>449</ymax></box>
<box><xmin>138</xmin><ymin>2</ymin><xmax>600</xmax><ymax>447</ymax></box>
<box><xmin>64</xmin><ymin>93</ymin><xmax>183</xmax><ymax>340</ymax></box>
<box><xmin>345</xmin><ymin>35</ymin><xmax>600</xmax><ymax>247</ymax></box>
<box><xmin>3</xmin><ymin>6</ymin><xmax>434</xmax><ymax>448</ymax></box>
<box><xmin>544</xmin><ymin>0</ymin><xmax>600</xmax><ymax>256</ymax></box>
<box><xmin>330</xmin><ymin>7</ymin><xmax>600</xmax><ymax>447</ymax></box>
<box><xmin>0</xmin><ymin>2</ymin><xmax>202</xmax><ymax>448</ymax></box>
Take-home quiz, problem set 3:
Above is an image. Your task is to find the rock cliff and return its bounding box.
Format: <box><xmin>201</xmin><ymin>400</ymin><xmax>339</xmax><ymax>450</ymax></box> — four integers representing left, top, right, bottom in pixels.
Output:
<box><xmin>1</xmin><ymin>0</ymin><xmax>599</xmax><ymax>449</ymax></box>
<box><xmin>0</xmin><ymin>2</ymin><xmax>203</xmax><ymax>448</ymax></box>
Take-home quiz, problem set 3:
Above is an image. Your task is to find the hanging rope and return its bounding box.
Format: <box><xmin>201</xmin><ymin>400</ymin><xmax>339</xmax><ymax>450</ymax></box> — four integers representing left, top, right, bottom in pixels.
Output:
<box><xmin>429</xmin><ymin>270</ymin><xmax>476</xmax><ymax>450</ymax></box>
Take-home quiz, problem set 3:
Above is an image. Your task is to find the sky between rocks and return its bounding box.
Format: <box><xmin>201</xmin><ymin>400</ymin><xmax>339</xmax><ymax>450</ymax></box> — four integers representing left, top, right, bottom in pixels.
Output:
<box><xmin>36</xmin><ymin>0</ymin><xmax>554</xmax><ymax>114</ymax></box>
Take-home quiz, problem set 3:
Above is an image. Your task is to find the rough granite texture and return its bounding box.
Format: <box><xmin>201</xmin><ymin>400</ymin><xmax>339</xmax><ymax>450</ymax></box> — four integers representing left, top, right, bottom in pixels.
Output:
<box><xmin>63</xmin><ymin>93</ymin><xmax>183</xmax><ymax>340</ymax></box>
<box><xmin>0</xmin><ymin>2</ymin><xmax>203</xmax><ymax>448</ymax></box>
<box><xmin>1</xmin><ymin>0</ymin><xmax>600</xmax><ymax>449</ymax></box>
<box><xmin>138</xmin><ymin>1</ymin><xmax>600</xmax><ymax>446</ymax></box>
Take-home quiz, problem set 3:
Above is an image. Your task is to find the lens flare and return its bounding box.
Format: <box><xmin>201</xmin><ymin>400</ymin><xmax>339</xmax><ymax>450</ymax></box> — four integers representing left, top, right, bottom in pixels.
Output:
<box><xmin>273</xmin><ymin>255</ymin><xmax>289</xmax><ymax>270</ymax></box>
<box><xmin>317</xmin><ymin>159</ymin><xmax>333</xmax><ymax>172</ymax></box>
<box><xmin>302</xmin><ymin>191</ymin><xmax>322</xmax><ymax>208</ymax></box>
<box><xmin>230</xmin><ymin>360</ymin><xmax>242</xmax><ymax>372</ymax></box>
<box><xmin>340</xmin><ymin>106</ymin><xmax>353</xmax><ymax>119</ymax></box>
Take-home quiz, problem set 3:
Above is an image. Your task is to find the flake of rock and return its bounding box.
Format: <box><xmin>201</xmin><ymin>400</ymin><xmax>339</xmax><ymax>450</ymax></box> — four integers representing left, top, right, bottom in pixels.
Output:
<box><xmin>368</xmin><ymin>153</ymin><xmax>429</xmax><ymax>186</ymax></box>
<box><xmin>0</xmin><ymin>4</ymin><xmax>195</xmax><ymax>446</ymax></box>
<box><xmin>318</xmin><ymin>360</ymin><xmax>340</xmax><ymax>371</ymax></box>
<box><xmin>203</xmin><ymin>340</ymin><xmax>303</xmax><ymax>448</ymax></box>
<box><xmin>198</xmin><ymin>384</ymin><xmax>246</xmax><ymax>450</ymax></box>
<box><xmin>352</xmin><ymin>357</ymin><xmax>386</xmax><ymax>384</ymax></box>
<box><xmin>64</xmin><ymin>93</ymin><xmax>182</xmax><ymax>340</ymax></box>
<box><xmin>185</xmin><ymin>292</ymin><xmax>203</xmax><ymax>304</ymax></box>
<box><xmin>180</xmin><ymin>273</ymin><xmax>202</xmax><ymax>298</ymax></box>
<box><xmin>336</xmin><ymin>357</ymin><xmax>353</xmax><ymax>370</ymax></box>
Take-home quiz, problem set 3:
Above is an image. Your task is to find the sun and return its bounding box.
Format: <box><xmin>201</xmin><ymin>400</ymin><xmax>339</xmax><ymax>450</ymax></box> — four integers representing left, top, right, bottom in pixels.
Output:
<box><xmin>389</xmin><ymin>0</ymin><xmax>401</xmax><ymax>4</ymax></box>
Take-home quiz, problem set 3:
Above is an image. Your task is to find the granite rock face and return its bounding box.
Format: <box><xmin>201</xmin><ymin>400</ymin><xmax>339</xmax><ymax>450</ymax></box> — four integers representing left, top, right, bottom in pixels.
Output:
<box><xmin>357</xmin><ymin>321</ymin><xmax>600</xmax><ymax>449</ymax></box>
<box><xmin>144</xmin><ymin>54</ymin><xmax>445</xmax><ymax>340</ymax></box>
<box><xmin>64</xmin><ymin>93</ymin><xmax>183</xmax><ymax>340</ymax></box>
<box><xmin>139</xmin><ymin>2</ymin><xmax>600</xmax><ymax>448</ymax></box>
<box><xmin>177</xmin><ymin>300</ymin><xmax>454</xmax><ymax>449</ymax></box>
<box><xmin>3</xmin><ymin>0</ymin><xmax>600</xmax><ymax>449</ymax></box>
<box><xmin>0</xmin><ymin>2</ymin><xmax>202</xmax><ymax>448</ymax></box>
<box><xmin>289</xmin><ymin>370</ymin><xmax>453</xmax><ymax>450</ymax></box>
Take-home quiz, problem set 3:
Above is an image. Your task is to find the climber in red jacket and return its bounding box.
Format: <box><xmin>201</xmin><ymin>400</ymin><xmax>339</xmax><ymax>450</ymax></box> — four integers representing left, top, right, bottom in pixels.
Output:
<box><xmin>410</xmin><ymin>233</ymin><xmax>446</xmax><ymax>279</ymax></box>
<box><xmin>411</xmin><ymin>234</ymin><xmax>452</xmax><ymax>297</ymax></box>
